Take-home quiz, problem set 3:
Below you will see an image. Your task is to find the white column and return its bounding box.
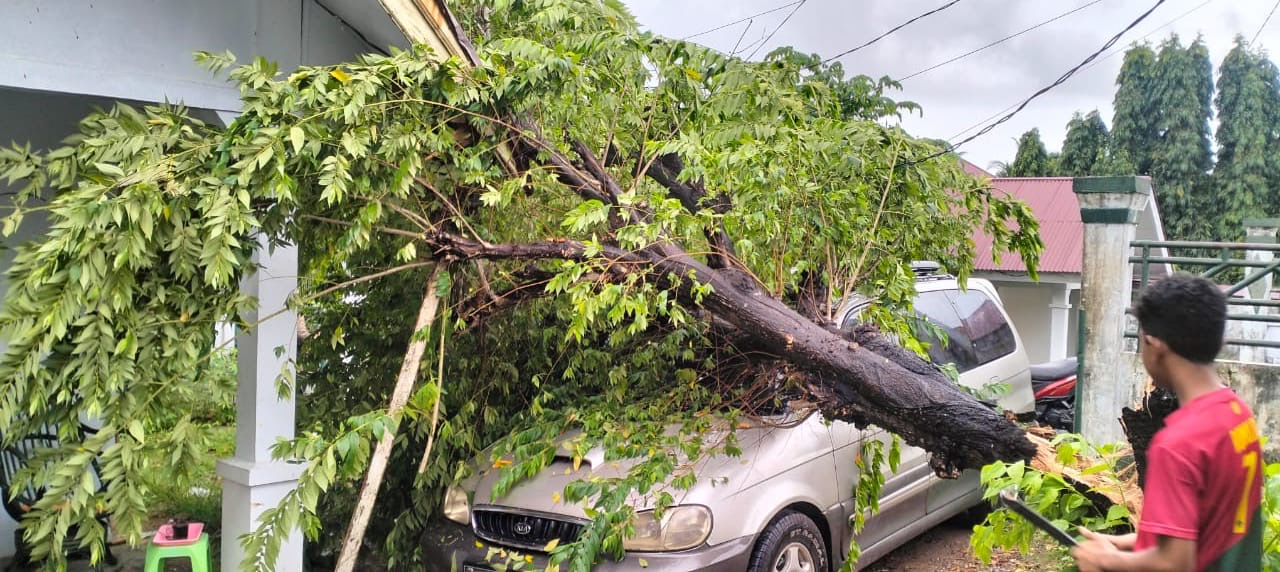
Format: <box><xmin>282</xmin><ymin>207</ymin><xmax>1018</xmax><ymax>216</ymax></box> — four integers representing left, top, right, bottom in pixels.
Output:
<box><xmin>1075</xmin><ymin>177</ymin><xmax>1151</xmax><ymax>445</ymax></box>
<box><xmin>216</xmin><ymin>237</ymin><xmax>305</xmax><ymax>571</ymax></box>
<box><xmin>1048</xmin><ymin>284</ymin><xmax>1072</xmax><ymax>362</ymax></box>
<box><xmin>1241</xmin><ymin>219</ymin><xmax>1279</xmax><ymax>364</ymax></box>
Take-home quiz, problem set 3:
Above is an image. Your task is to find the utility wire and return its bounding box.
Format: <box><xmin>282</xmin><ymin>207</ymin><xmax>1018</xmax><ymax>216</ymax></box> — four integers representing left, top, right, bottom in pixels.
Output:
<box><xmin>822</xmin><ymin>0</ymin><xmax>964</xmax><ymax>64</ymax></box>
<box><xmin>949</xmin><ymin>0</ymin><xmax>1210</xmax><ymax>142</ymax></box>
<box><xmin>900</xmin><ymin>0</ymin><xmax>1105</xmax><ymax>82</ymax></box>
<box><xmin>747</xmin><ymin>0</ymin><xmax>809</xmax><ymax>59</ymax></box>
<box><xmin>682</xmin><ymin>1</ymin><xmax>803</xmax><ymax>40</ymax></box>
<box><xmin>915</xmin><ymin>0</ymin><xmax>1170</xmax><ymax>165</ymax></box>
<box><xmin>1251</xmin><ymin>0</ymin><xmax>1280</xmax><ymax>46</ymax></box>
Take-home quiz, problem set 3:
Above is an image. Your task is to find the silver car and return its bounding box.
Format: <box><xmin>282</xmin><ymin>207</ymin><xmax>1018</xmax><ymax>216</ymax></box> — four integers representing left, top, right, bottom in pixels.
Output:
<box><xmin>424</xmin><ymin>269</ymin><xmax>1033</xmax><ymax>571</ymax></box>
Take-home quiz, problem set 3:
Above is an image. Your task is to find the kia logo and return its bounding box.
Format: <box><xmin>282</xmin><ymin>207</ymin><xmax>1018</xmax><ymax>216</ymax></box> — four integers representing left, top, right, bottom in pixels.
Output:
<box><xmin>514</xmin><ymin>520</ymin><xmax>533</xmax><ymax>535</ymax></box>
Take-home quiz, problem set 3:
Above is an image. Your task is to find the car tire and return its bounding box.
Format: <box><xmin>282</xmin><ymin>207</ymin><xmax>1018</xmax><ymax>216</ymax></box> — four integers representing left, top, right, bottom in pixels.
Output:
<box><xmin>747</xmin><ymin>510</ymin><xmax>829</xmax><ymax>572</ymax></box>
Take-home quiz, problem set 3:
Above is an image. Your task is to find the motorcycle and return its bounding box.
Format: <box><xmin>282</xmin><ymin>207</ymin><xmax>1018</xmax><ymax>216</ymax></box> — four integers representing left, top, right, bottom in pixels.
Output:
<box><xmin>1030</xmin><ymin>356</ymin><xmax>1077</xmax><ymax>431</ymax></box>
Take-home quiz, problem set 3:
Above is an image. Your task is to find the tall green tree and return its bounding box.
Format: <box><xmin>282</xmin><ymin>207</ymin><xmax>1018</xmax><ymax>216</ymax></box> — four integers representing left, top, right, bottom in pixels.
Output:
<box><xmin>1150</xmin><ymin>35</ymin><xmax>1215</xmax><ymax>240</ymax></box>
<box><xmin>1111</xmin><ymin>44</ymin><xmax>1160</xmax><ymax>176</ymax></box>
<box><xmin>1213</xmin><ymin>35</ymin><xmax>1280</xmax><ymax>239</ymax></box>
<box><xmin>0</xmin><ymin>0</ymin><xmax>1042</xmax><ymax>568</ymax></box>
<box><xmin>1059</xmin><ymin>110</ymin><xmax>1110</xmax><ymax>177</ymax></box>
<box><xmin>1007</xmin><ymin>128</ymin><xmax>1054</xmax><ymax>177</ymax></box>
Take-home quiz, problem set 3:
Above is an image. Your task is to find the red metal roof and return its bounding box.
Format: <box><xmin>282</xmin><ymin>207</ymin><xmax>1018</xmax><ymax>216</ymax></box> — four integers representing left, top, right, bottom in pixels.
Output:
<box><xmin>972</xmin><ymin>177</ymin><xmax>1082</xmax><ymax>274</ymax></box>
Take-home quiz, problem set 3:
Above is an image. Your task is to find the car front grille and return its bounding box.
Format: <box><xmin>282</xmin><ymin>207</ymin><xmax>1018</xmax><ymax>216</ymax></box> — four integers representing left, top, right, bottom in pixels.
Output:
<box><xmin>472</xmin><ymin>508</ymin><xmax>584</xmax><ymax>551</ymax></box>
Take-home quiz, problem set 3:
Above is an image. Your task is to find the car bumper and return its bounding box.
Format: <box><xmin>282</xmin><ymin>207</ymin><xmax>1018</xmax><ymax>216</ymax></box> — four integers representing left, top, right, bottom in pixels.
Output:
<box><xmin>423</xmin><ymin>519</ymin><xmax>754</xmax><ymax>571</ymax></box>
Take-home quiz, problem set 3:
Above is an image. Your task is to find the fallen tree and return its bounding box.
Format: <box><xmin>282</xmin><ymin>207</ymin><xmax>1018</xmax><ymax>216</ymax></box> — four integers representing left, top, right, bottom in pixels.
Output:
<box><xmin>0</xmin><ymin>0</ymin><xmax>1042</xmax><ymax>568</ymax></box>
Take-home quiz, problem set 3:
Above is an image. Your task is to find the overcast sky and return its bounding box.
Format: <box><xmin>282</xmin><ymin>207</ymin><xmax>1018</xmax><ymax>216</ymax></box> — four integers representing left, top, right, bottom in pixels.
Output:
<box><xmin>624</xmin><ymin>0</ymin><xmax>1279</xmax><ymax>171</ymax></box>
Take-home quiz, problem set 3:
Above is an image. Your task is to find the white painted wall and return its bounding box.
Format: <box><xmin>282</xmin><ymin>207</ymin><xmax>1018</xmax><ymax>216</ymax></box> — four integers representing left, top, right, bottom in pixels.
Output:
<box><xmin>992</xmin><ymin>283</ymin><xmax>1054</xmax><ymax>364</ymax></box>
<box><xmin>1</xmin><ymin>0</ymin><xmax>376</xmax><ymax>113</ymax></box>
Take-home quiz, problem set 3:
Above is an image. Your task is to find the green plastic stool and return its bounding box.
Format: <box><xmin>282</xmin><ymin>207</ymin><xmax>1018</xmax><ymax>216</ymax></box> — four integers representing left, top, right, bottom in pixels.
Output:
<box><xmin>144</xmin><ymin>532</ymin><xmax>210</xmax><ymax>572</ymax></box>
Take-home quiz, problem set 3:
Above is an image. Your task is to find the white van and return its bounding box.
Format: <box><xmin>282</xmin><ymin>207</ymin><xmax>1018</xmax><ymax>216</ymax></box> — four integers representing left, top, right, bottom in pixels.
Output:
<box><xmin>425</xmin><ymin>265</ymin><xmax>1033</xmax><ymax>571</ymax></box>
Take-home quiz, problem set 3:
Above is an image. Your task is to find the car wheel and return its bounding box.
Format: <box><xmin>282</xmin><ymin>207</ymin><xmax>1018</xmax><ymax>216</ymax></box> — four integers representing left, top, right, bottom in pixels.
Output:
<box><xmin>747</xmin><ymin>510</ymin><xmax>829</xmax><ymax>572</ymax></box>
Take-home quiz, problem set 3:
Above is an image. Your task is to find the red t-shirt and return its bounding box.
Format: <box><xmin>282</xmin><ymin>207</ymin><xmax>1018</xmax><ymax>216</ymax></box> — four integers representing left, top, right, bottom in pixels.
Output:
<box><xmin>1135</xmin><ymin>387</ymin><xmax>1263</xmax><ymax>571</ymax></box>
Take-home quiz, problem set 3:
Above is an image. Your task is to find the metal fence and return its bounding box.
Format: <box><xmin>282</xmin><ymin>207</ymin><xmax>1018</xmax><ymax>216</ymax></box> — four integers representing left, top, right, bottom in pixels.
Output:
<box><xmin>1129</xmin><ymin>240</ymin><xmax>1280</xmax><ymax>349</ymax></box>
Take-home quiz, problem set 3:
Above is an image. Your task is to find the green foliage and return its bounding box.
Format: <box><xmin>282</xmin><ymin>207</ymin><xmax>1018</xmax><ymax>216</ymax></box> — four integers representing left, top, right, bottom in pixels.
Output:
<box><xmin>1150</xmin><ymin>35</ymin><xmax>1215</xmax><ymax>241</ymax></box>
<box><xmin>1111</xmin><ymin>43</ymin><xmax>1160</xmax><ymax>176</ymax></box>
<box><xmin>1006</xmin><ymin>129</ymin><xmax>1054</xmax><ymax>177</ymax></box>
<box><xmin>768</xmin><ymin>47</ymin><xmax>921</xmax><ymax>121</ymax></box>
<box><xmin>971</xmin><ymin>434</ymin><xmax>1135</xmax><ymax>566</ymax></box>
<box><xmin>1059</xmin><ymin>111</ymin><xmax>1110</xmax><ymax>177</ymax></box>
<box><xmin>1212</xmin><ymin>36</ymin><xmax>1280</xmax><ymax>240</ymax></box>
<box><xmin>0</xmin><ymin>0</ymin><xmax>1042</xmax><ymax>569</ymax></box>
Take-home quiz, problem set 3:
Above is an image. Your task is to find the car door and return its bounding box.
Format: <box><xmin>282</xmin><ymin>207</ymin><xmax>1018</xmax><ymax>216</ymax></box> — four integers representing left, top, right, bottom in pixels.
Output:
<box><xmin>830</xmin><ymin>420</ymin><xmax>929</xmax><ymax>559</ymax></box>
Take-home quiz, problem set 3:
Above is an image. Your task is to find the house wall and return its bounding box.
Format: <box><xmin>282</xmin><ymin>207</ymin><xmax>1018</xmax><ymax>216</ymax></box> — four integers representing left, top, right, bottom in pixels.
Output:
<box><xmin>1</xmin><ymin>0</ymin><xmax>373</xmax><ymax>113</ymax></box>
<box><xmin>0</xmin><ymin>1</ymin><xmax>378</xmax><ymax>560</ymax></box>
<box><xmin>993</xmin><ymin>283</ymin><xmax>1054</xmax><ymax>364</ymax></box>
<box><xmin>1120</xmin><ymin>352</ymin><xmax>1279</xmax><ymax>461</ymax></box>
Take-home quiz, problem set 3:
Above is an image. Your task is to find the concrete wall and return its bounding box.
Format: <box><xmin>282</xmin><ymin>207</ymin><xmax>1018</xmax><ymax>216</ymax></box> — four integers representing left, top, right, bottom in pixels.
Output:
<box><xmin>1120</xmin><ymin>352</ymin><xmax>1280</xmax><ymax>461</ymax></box>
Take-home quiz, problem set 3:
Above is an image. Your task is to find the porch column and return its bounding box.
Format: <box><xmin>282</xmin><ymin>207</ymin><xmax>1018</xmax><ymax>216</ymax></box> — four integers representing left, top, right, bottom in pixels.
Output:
<box><xmin>1048</xmin><ymin>284</ymin><xmax>1072</xmax><ymax>361</ymax></box>
<box><xmin>1074</xmin><ymin>176</ymin><xmax>1151</xmax><ymax>445</ymax></box>
<box><xmin>216</xmin><ymin>238</ymin><xmax>304</xmax><ymax>571</ymax></box>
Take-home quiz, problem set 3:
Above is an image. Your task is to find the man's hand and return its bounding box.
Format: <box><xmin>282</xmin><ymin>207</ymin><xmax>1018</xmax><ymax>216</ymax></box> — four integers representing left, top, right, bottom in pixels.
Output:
<box><xmin>1073</xmin><ymin>528</ymin><xmax>1122</xmax><ymax>572</ymax></box>
<box><xmin>1070</xmin><ymin>528</ymin><xmax>1196</xmax><ymax>572</ymax></box>
<box><xmin>1079</xmin><ymin>528</ymin><xmax>1137</xmax><ymax>550</ymax></box>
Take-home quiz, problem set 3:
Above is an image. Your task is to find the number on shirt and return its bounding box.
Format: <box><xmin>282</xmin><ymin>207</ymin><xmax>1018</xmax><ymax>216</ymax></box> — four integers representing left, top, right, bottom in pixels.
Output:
<box><xmin>1235</xmin><ymin>451</ymin><xmax>1257</xmax><ymax>534</ymax></box>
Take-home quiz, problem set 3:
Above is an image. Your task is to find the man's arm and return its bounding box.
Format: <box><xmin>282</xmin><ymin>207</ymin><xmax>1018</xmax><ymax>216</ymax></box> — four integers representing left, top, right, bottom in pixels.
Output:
<box><xmin>1072</xmin><ymin>530</ymin><xmax>1196</xmax><ymax>572</ymax></box>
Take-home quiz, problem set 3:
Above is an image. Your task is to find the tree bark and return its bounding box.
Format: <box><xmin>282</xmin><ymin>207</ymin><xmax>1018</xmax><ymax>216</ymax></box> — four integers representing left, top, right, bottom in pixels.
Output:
<box><xmin>422</xmin><ymin>231</ymin><xmax>1035</xmax><ymax>472</ymax></box>
<box><xmin>334</xmin><ymin>267</ymin><xmax>444</xmax><ymax>572</ymax></box>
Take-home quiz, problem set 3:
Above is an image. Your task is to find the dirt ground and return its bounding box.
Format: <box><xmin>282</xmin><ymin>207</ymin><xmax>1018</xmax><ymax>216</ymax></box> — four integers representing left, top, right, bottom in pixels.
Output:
<box><xmin>865</xmin><ymin>511</ymin><xmax>1065</xmax><ymax>572</ymax></box>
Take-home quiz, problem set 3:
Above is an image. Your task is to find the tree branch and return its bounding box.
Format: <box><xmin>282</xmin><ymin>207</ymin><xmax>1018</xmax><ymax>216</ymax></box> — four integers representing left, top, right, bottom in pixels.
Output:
<box><xmin>644</xmin><ymin>153</ymin><xmax>738</xmax><ymax>269</ymax></box>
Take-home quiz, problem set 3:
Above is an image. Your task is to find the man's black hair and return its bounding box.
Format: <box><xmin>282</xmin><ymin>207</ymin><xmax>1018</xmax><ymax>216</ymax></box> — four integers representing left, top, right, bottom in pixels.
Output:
<box><xmin>1131</xmin><ymin>273</ymin><xmax>1226</xmax><ymax>364</ymax></box>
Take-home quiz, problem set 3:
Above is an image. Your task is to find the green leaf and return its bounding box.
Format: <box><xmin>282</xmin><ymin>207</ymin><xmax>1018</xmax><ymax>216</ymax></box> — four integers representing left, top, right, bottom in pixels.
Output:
<box><xmin>289</xmin><ymin>127</ymin><xmax>305</xmax><ymax>154</ymax></box>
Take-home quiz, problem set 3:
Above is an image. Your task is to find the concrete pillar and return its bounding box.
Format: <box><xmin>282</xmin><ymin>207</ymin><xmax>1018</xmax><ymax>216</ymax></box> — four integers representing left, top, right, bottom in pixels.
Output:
<box><xmin>216</xmin><ymin>237</ymin><xmax>305</xmax><ymax>571</ymax></box>
<box><xmin>1074</xmin><ymin>176</ymin><xmax>1151</xmax><ymax>445</ymax></box>
<box><xmin>1048</xmin><ymin>284</ymin><xmax>1073</xmax><ymax>361</ymax></box>
<box><xmin>1243</xmin><ymin>218</ymin><xmax>1279</xmax><ymax>364</ymax></box>
<box><xmin>1243</xmin><ymin>218</ymin><xmax>1278</xmax><ymax>306</ymax></box>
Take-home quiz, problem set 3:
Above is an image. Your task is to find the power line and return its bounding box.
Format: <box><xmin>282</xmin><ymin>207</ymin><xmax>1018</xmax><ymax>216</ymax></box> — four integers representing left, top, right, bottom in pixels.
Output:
<box><xmin>682</xmin><ymin>1</ymin><xmax>803</xmax><ymax>40</ymax></box>
<box><xmin>822</xmin><ymin>0</ymin><xmax>964</xmax><ymax>65</ymax></box>
<box><xmin>1251</xmin><ymin>0</ymin><xmax>1280</xmax><ymax>46</ymax></box>
<box><xmin>747</xmin><ymin>0</ymin><xmax>809</xmax><ymax>59</ymax></box>
<box><xmin>949</xmin><ymin>0</ymin><xmax>1207</xmax><ymax>142</ymax></box>
<box><xmin>916</xmin><ymin>0</ymin><xmax>1171</xmax><ymax>165</ymax></box>
<box><xmin>900</xmin><ymin>0</ymin><xmax>1105</xmax><ymax>82</ymax></box>
<box><xmin>1073</xmin><ymin>0</ymin><xmax>1211</xmax><ymax>75</ymax></box>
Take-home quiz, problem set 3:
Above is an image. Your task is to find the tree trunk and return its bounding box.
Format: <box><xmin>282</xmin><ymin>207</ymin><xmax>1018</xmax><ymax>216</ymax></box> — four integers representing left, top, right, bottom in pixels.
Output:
<box><xmin>688</xmin><ymin>258</ymin><xmax>1036</xmax><ymax>472</ymax></box>
<box><xmin>334</xmin><ymin>267</ymin><xmax>443</xmax><ymax>572</ymax></box>
<box><xmin>426</xmin><ymin>232</ymin><xmax>1036</xmax><ymax>472</ymax></box>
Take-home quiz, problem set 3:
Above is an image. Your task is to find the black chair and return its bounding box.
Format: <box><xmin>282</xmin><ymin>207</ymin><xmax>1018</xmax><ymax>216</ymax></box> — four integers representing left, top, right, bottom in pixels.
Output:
<box><xmin>0</xmin><ymin>429</ymin><xmax>117</xmax><ymax>571</ymax></box>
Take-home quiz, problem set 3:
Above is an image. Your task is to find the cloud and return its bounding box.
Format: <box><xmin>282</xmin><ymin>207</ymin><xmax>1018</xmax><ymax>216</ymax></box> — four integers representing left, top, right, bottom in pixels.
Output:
<box><xmin>626</xmin><ymin>0</ymin><xmax>1279</xmax><ymax>165</ymax></box>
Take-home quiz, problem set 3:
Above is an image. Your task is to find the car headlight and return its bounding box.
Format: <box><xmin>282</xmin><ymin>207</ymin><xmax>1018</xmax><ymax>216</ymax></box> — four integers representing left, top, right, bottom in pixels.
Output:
<box><xmin>623</xmin><ymin>505</ymin><xmax>712</xmax><ymax>552</ymax></box>
<box><xmin>443</xmin><ymin>485</ymin><xmax>471</xmax><ymax>525</ymax></box>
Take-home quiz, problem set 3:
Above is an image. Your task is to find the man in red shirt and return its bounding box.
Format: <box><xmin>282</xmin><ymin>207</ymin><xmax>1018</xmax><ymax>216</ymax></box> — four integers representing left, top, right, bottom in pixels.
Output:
<box><xmin>1072</xmin><ymin>274</ymin><xmax>1263</xmax><ymax>572</ymax></box>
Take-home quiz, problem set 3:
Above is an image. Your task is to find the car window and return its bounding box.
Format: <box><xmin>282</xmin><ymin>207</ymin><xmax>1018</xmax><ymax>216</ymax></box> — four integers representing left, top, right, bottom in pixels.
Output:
<box><xmin>946</xmin><ymin>289</ymin><xmax>1017</xmax><ymax>366</ymax></box>
<box><xmin>910</xmin><ymin>291</ymin><xmax>979</xmax><ymax>372</ymax></box>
